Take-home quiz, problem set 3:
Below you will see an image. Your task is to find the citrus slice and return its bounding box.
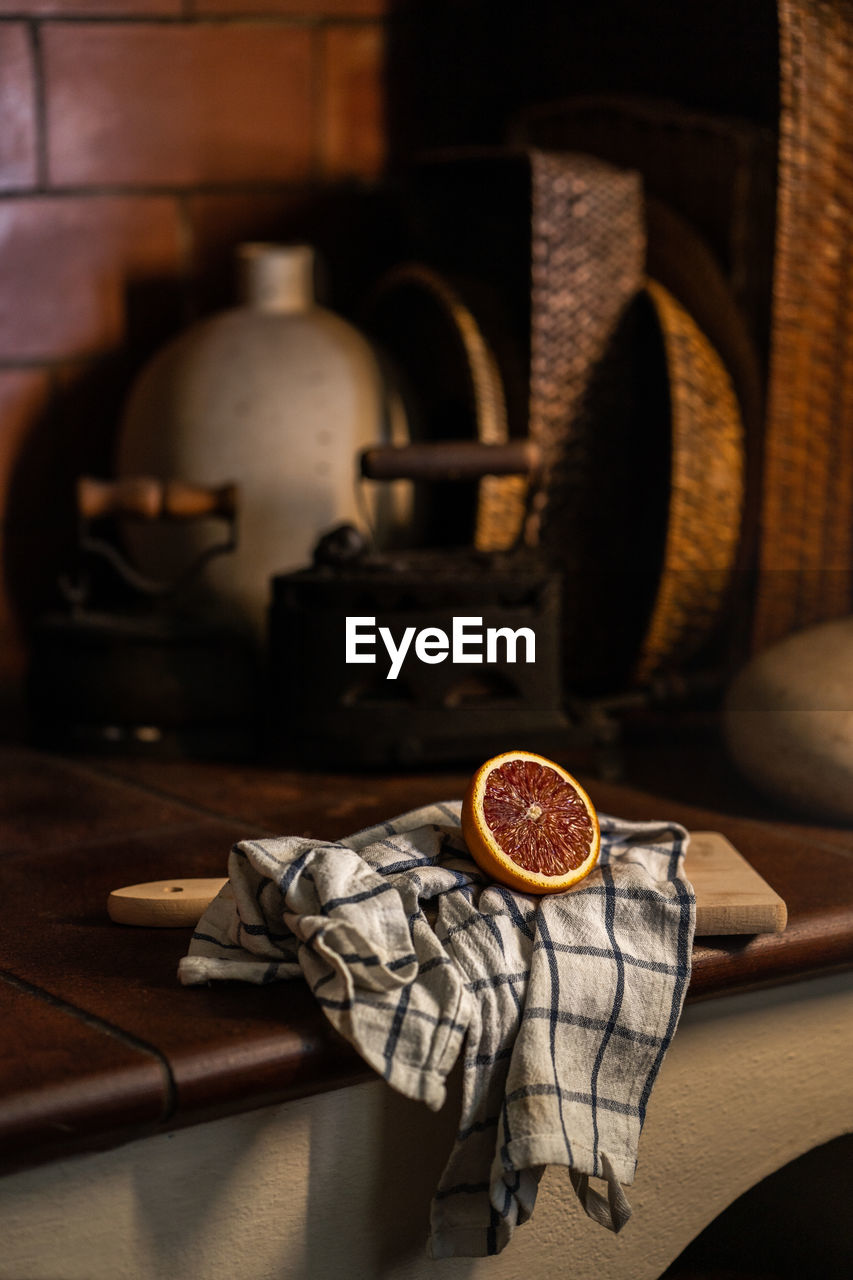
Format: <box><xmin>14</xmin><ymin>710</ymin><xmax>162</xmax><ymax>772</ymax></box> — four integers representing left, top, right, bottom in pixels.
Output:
<box><xmin>461</xmin><ymin>750</ymin><xmax>600</xmax><ymax>895</ymax></box>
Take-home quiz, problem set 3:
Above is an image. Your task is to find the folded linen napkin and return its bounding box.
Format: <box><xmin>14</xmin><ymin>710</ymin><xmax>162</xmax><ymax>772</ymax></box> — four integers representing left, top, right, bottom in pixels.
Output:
<box><xmin>179</xmin><ymin>802</ymin><xmax>694</xmax><ymax>1258</ymax></box>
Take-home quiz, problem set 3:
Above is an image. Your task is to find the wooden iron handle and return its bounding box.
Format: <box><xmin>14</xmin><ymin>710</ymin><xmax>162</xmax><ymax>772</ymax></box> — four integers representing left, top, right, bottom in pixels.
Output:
<box><xmin>77</xmin><ymin>477</ymin><xmax>237</xmax><ymax>522</ymax></box>
<box><xmin>360</xmin><ymin>440</ymin><xmax>540</xmax><ymax>483</ymax></box>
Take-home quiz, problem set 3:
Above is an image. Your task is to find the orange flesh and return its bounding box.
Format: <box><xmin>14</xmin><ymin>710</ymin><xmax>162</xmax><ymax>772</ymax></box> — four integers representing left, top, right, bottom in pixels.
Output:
<box><xmin>482</xmin><ymin>759</ymin><xmax>594</xmax><ymax>877</ymax></box>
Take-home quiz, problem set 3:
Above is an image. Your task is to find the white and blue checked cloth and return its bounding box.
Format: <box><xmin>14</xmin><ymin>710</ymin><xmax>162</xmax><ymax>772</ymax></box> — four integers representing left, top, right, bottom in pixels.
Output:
<box><xmin>179</xmin><ymin>802</ymin><xmax>695</xmax><ymax>1258</ymax></box>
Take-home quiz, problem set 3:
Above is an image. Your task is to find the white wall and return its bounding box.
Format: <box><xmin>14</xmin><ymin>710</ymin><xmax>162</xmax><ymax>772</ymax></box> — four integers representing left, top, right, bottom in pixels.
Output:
<box><xmin>1</xmin><ymin>971</ymin><xmax>851</xmax><ymax>1280</ymax></box>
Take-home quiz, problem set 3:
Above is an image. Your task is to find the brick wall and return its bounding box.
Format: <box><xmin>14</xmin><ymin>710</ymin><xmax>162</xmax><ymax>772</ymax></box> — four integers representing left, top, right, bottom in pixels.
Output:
<box><xmin>0</xmin><ymin>0</ymin><xmax>387</xmax><ymax>701</ymax></box>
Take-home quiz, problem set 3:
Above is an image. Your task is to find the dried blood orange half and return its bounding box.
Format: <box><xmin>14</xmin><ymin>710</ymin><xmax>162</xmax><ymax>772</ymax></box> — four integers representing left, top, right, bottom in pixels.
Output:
<box><xmin>461</xmin><ymin>750</ymin><xmax>600</xmax><ymax>895</ymax></box>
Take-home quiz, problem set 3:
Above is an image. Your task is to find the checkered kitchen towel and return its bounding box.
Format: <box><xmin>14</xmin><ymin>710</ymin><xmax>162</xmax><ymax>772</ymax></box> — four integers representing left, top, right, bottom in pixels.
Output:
<box><xmin>179</xmin><ymin>802</ymin><xmax>694</xmax><ymax>1258</ymax></box>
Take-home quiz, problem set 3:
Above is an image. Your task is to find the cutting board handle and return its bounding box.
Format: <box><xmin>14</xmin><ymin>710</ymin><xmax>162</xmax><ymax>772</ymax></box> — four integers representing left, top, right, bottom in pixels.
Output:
<box><xmin>107</xmin><ymin>878</ymin><xmax>230</xmax><ymax>927</ymax></box>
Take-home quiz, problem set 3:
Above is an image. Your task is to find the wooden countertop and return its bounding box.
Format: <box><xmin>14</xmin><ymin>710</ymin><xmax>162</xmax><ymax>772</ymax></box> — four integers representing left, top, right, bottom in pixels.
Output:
<box><xmin>1</xmin><ymin>741</ymin><xmax>852</xmax><ymax>1177</ymax></box>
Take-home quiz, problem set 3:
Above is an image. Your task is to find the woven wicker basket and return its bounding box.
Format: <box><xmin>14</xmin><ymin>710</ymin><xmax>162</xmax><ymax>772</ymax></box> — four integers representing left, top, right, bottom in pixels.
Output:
<box><xmin>634</xmin><ymin>280</ymin><xmax>746</xmax><ymax>682</ymax></box>
<box><xmin>372</xmin><ymin>149</ymin><xmax>747</xmax><ymax>688</ymax></box>
<box><xmin>525</xmin><ymin>154</ymin><xmax>746</xmax><ymax>685</ymax></box>
<box><xmin>364</xmin><ymin>262</ymin><xmax>527</xmax><ymax>553</ymax></box>
<box><xmin>754</xmin><ymin>0</ymin><xmax>853</xmax><ymax>647</ymax></box>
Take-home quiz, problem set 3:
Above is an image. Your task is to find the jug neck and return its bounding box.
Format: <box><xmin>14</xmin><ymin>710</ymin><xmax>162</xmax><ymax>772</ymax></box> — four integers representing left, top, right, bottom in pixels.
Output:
<box><xmin>238</xmin><ymin>244</ymin><xmax>316</xmax><ymax>314</ymax></box>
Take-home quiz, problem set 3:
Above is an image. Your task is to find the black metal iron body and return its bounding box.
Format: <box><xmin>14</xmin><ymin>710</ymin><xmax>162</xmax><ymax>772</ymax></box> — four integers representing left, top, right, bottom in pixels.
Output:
<box><xmin>268</xmin><ymin>550</ymin><xmax>569</xmax><ymax>767</ymax></box>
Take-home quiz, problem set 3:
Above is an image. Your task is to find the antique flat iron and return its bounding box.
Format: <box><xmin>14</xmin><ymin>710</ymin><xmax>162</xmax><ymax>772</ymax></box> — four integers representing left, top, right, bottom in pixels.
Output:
<box><xmin>268</xmin><ymin>439</ymin><xmax>568</xmax><ymax>768</ymax></box>
<box><xmin>28</xmin><ymin>476</ymin><xmax>258</xmax><ymax>757</ymax></box>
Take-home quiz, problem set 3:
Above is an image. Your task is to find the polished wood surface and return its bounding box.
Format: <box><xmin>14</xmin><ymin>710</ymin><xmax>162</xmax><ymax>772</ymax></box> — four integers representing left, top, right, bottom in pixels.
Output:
<box><xmin>1</xmin><ymin>741</ymin><xmax>851</xmax><ymax>1177</ymax></box>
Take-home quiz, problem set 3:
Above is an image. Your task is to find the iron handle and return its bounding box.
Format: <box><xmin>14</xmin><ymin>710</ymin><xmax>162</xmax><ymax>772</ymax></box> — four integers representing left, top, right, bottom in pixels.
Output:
<box><xmin>360</xmin><ymin>440</ymin><xmax>540</xmax><ymax>483</ymax></box>
<box><xmin>77</xmin><ymin>476</ymin><xmax>237</xmax><ymax>522</ymax></box>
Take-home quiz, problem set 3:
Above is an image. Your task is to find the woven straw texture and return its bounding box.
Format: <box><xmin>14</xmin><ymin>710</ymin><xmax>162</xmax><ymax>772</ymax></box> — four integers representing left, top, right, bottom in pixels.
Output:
<box><xmin>526</xmin><ymin>150</ymin><xmax>645</xmax><ymax>552</ymax></box>
<box><xmin>635</xmin><ymin>281</ymin><xmax>745</xmax><ymax>682</ymax></box>
<box><xmin>754</xmin><ymin>0</ymin><xmax>853</xmax><ymax>647</ymax></box>
<box><xmin>515</xmin><ymin>95</ymin><xmax>776</xmax><ymax>364</ymax></box>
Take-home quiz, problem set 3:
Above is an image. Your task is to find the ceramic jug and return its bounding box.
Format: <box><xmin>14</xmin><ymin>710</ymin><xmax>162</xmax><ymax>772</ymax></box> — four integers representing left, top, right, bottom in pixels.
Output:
<box><xmin>117</xmin><ymin>243</ymin><xmax>406</xmax><ymax>643</ymax></box>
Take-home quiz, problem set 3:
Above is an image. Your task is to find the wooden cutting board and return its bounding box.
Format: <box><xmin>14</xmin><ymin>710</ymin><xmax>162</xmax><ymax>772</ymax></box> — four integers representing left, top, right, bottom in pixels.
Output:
<box><xmin>108</xmin><ymin>831</ymin><xmax>786</xmax><ymax>935</ymax></box>
<box><xmin>687</xmin><ymin>830</ymin><xmax>786</xmax><ymax>935</ymax></box>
